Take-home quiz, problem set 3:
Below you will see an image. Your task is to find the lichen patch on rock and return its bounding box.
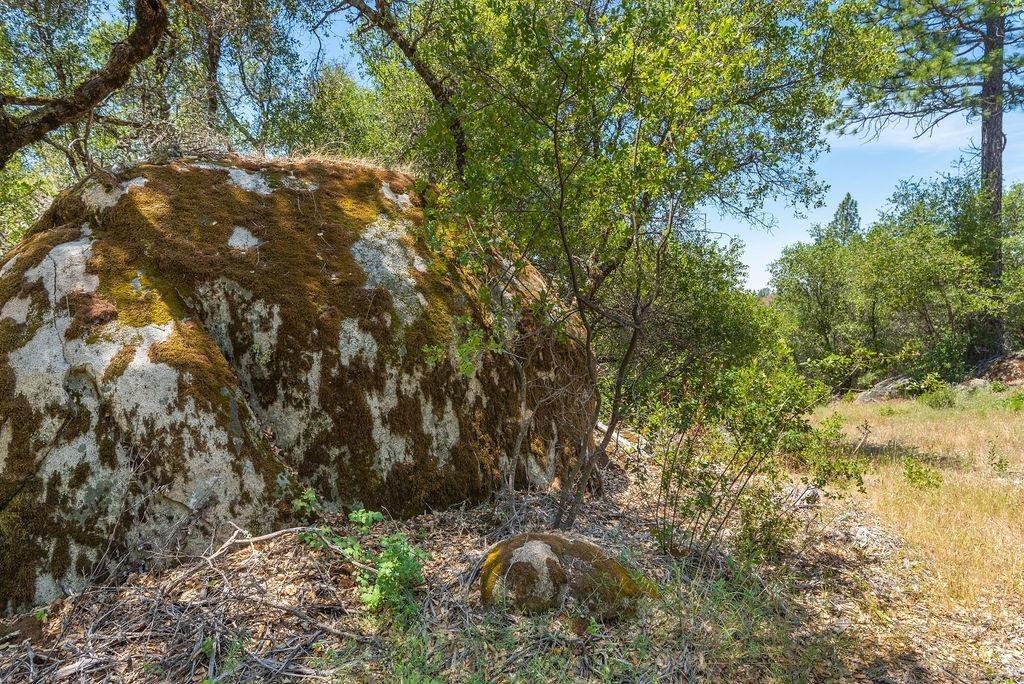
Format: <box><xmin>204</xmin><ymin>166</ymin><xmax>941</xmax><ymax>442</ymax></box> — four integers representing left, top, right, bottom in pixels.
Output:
<box><xmin>381</xmin><ymin>181</ymin><xmax>413</xmax><ymax>211</ymax></box>
<box><xmin>228</xmin><ymin>226</ymin><xmax>261</xmax><ymax>251</ymax></box>
<box><xmin>480</xmin><ymin>532</ymin><xmax>644</xmax><ymax>619</ymax></box>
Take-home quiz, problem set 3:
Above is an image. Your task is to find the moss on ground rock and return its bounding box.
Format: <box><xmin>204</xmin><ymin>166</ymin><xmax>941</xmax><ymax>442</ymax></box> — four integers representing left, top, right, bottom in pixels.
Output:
<box><xmin>0</xmin><ymin>156</ymin><xmax>588</xmax><ymax>614</ymax></box>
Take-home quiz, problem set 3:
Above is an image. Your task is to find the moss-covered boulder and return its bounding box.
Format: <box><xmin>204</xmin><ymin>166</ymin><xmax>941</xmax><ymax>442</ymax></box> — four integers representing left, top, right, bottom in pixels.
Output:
<box><xmin>479</xmin><ymin>532</ymin><xmax>643</xmax><ymax>619</ymax></box>
<box><xmin>0</xmin><ymin>157</ymin><xmax>589</xmax><ymax>614</ymax></box>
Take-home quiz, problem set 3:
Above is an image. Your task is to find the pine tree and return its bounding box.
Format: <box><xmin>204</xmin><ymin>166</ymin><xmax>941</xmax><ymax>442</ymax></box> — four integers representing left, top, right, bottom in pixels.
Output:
<box><xmin>849</xmin><ymin>1</ymin><xmax>1023</xmax><ymax>351</ymax></box>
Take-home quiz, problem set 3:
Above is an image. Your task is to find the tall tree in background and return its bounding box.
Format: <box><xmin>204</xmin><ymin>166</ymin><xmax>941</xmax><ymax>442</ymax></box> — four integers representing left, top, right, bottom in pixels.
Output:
<box><xmin>849</xmin><ymin>1</ymin><xmax>1023</xmax><ymax>351</ymax></box>
<box><xmin>812</xmin><ymin>192</ymin><xmax>861</xmax><ymax>242</ymax></box>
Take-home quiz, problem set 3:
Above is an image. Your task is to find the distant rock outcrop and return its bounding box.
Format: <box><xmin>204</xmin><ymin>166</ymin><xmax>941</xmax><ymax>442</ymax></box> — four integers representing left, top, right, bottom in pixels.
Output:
<box><xmin>0</xmin><ymin>157</ymin><xmax>590</xmax><ymax>613</ymax></box>
<box><xmin>977</xmin><ymin>351</ymin><xmax>1024</xmax><ymax>385</ymax></box>
<box><xmin>855</xmin><ymin>376</ymin><xmax>911</xmax><ymax>403</ymax></box>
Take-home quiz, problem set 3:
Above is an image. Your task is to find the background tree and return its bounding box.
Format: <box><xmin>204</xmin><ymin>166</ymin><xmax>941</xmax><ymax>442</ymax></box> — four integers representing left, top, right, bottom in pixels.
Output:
<box><xmin>771</xmin><ymin>170</ymin><xmax>1001</xmax><ymax>385</ymax></box>
<box><xmin>813</xmin><ymin>192</ymin><xmax>861</xmax><ymax>243</ymax></box>
<box><xmin>0</xmin><ymin>0</ymin><xmax>168</xmax><ymax>169</ymax></box>
<box><xmin>848</xmin><ymin>1</ymin><xmax>1024</xmax><ymax>351</ymax></box>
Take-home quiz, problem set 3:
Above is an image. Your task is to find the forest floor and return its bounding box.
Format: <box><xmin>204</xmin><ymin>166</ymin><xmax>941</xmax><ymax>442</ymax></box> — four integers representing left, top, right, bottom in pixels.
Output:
<box><xmin>2</xmin><ymin>401</ymin><xmax>1022</xmax><ymax>682</ymax></box>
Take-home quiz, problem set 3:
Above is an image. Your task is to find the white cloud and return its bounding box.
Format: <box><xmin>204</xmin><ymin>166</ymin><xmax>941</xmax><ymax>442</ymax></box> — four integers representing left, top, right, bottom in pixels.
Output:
<box><xmin>830</xmin><ymin>112</ymin><xmax>1024</xmax><ymax>155</ymax></box>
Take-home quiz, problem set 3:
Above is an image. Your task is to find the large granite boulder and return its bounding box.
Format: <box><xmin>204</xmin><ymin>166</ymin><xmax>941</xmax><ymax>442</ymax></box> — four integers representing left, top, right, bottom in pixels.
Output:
<box><xmin>0</xmin><ymin>157</ymin><xmax>590</xmax><ymax>613</ymax></box>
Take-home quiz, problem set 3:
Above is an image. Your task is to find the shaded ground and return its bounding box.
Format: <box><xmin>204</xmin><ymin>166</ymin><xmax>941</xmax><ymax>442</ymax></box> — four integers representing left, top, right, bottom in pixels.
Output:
<box><xmin>1</xmin><ymin>451</ymin><xmax>1020</xmax><ymax>682</ymax></box>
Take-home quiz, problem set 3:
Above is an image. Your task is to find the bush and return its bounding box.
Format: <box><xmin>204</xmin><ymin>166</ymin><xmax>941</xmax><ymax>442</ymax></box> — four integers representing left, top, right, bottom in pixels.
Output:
<box><xmin>903</xmin><ymin>458</ymin><xmax>942</xmax><ymax>490</ymax></box>
<box><xmin>913</xmin><ymin>373</ymin><xmax>957</xmax><ymax>408</ymax></box>
<box><xmin>360</xmin><ymin>533</ymin><xmax>427</xmax><ymax>616</ymax></box>
<box><xmin>1003</xmin><ymin>391</ymin><xmax>1024</xmax><ymax>411</ymax></box>
<box><xmin>301</xmin><ymin>510</ymin><xmax>427</xmax><ymax>620</ymax></box>
<box><xmin>645</xmin><ymin>353</ymin><xmax>864</xmax><ymax>565</ymax></box>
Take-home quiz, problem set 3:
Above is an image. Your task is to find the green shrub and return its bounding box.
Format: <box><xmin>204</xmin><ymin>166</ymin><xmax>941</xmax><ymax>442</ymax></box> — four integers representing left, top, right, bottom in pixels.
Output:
<box><xmin>991</xmin><ymin>380</ymin><xmax>1008</xmax><ymax>393</ymax></box>
<box><xmin>291</xmin><ymin>488</ymin><xmax>323</xmax><ymax>520</ymax></box>
<box><xmin>902</xmin><ymin>458</ymin><xmax>942</xmax><ymax>490</ymax></box>
<box><xmin>301</xmin><ymin>510</ymin><xmax>427</xmax><ymax>620</ymax></box>
<box><xmin>1003</xmin><ymin>391</ymin><xmax>1024</xmax><ymax>411</ymax></box>
<box><xmin>914</xmin><ymin>373</ymin><xmax>956</xmax><ymax>408</ymax></box>
<box><xmin>360</xmin><ymin>533</ymin><xmax>427</xmax><ymax>616</ymax></box>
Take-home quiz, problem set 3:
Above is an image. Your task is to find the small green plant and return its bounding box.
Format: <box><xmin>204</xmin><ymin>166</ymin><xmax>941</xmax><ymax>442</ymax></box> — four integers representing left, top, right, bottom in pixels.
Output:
<box><xmin>915</xmin><ymin>373</ymin><xmax>956</xmax><ymax>408</ymax></box>
<box><xmin>291</xmin><ymin>488</ymin><xmax>323</xmax><ymax>520</ymax></box>
<box><xmin>300</xmin><ymin>509</ymin><xmax>427</xmax><ymax>619</ymax></box>
<box><xmin>423</xmin><ymin>316</ymin><xmax>503</xmax><ymax>377</ymax></box>
<box><xmin>252</xmin><ymin>342</ymin><xmax>272</xmax><ymax>366</ymax></box>
<box><xmin>902</xmin><ymin>458</ymin><xmax>942</xmax><ymax>490</ymax></box>
<box><xmin>198</xmin><ymin>634</ymin><xmax>245</xmax><ymax>683</ymax></box>
<box><xmin>1003</xmin><ymin>391</ymin><xmax>1024</xmax><ymax>411</ymax></box>
<box><xmin>33</xmin><ymin>607</ymin><xmax>47</xmax><ymax>622</ymax></box>
<box><xmin>349</xmin><ymin>508</ymin><xmax>385</xmax><ymax>533</ymax></box>
<box><xmin>422</xmin><ymin>343</ymin><xmax>445</xmax><ymax>367</ymax></box>
<box><xmin>878</xmin><ymin>404</ymin><xmax>899</xmax><ymax>417</ymax></box>
<box><xmin>989</xmin><ymin>443</ymin><xmax>1010</xmax><ymax>475</ymax></box>
<box><xmin>991</xmin><ymin>380</ymin><xmax>1008</xmax><ymax>393</ymax></box>
<box><xmin>359</xmin><ymin>533</ymin><xmax>428</xmax><ymax>616</ymax></box>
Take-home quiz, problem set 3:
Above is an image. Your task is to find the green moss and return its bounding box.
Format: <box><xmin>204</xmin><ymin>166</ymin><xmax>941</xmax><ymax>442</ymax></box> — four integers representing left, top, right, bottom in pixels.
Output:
<box><xmin>149</xmin><ymin>321</ymin><xmax>236</xmax><ymax>410</ymax></box>
<box><xmin>102</xmin><ymin>344</ymin><xmax>136</xmax><ymax>383</ymax></box>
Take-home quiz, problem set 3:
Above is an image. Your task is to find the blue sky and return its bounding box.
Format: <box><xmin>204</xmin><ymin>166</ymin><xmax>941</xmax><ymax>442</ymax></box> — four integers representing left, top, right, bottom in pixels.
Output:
<box><xmin>713</xmin><ymin>112</ymin><xmax>1024</xmax><ymax>290</ymax></box>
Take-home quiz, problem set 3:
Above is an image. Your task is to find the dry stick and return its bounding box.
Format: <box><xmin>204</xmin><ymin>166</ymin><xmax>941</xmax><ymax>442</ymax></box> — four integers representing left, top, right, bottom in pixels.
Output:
<box><xmin>254</xmin><ymin>600</ymin><xmax>375</xmax><ymax>644</ymax></box>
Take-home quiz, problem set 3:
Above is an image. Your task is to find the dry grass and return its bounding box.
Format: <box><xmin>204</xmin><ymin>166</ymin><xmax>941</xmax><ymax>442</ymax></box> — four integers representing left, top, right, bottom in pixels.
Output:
<box><xmin>818</xmin><ymin>392</ymin><xmax>1024</xmax><ymax>472</ymax></box>
<box><xmin>862</xmin><ymin>466</ymin><xmax>1024</xmax><ymax>605</ymax></box>
<box><xmin>817</xmin><ymin>389</ymin><xmax>1024</xmax><ymax>607</ymax></box>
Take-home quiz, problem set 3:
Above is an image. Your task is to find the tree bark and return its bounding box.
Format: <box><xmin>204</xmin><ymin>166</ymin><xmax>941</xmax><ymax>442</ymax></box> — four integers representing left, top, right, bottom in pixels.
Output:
<box><xmin>980</xmin><ymin>11</ymin><xmax>1006</xmax><ymax>351</ymax></box>
<box><xmin>205</xmin><ymin>28</ymin><xmax>223</xmax><ymax>118</ymax></box>
<box><xmin>0</xmin><ymin>0</ymin><xmax>168</xmax><ymax>170</ymax></box>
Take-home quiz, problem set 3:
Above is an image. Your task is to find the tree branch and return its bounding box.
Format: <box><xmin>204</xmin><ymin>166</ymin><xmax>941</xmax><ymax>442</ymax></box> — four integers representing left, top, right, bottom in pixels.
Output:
<box><xmin>0</xmin><ymin>0</ymin><xmax>168</xmax><ymax>169</ymax></box>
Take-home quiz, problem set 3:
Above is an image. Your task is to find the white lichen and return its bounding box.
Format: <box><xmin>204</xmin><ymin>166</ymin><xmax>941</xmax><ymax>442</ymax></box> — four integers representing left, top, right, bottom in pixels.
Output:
<box><xmin>420</xmin><ymin>394</ymin><xmax>459</xmax><ymax>468</ymax></box>
<box><xmin>81</xmin><ymin>176</ymin><xmax>147</xmax><ymax>211</ymax></box>
<box><xmin>227</xmin><ymin>167</ymin><xmax>273</xmax><ymax>195</ymax></box>
<box><xmin>0</xmin><ymin>419</ymin><xmax>10</xmax><ymax>471</ymax></box>
<box><xmin>338</xmin><ymin>318</ymin><xmax>379</xmax><ymax>366</ymax></box>
<box><xmin>350</xmin><ymin>217</ymin><xmax>428</xmax><ymax>324</ymax></box>
<box><xmin>191</xmin><ymin>162</ymin><xmax>274</xmax><ymax>196</ymax></box>
<box><xmin>0</xmin><ymin>253</ymin><xmax>20</xmax><ymax>280</ymax></box>
<box><xmin>366</xmin><ymin>367</ymin><xmax>413</xmax><ymax>478</ymax></box>
<box><xmin>506</xmin><ymin>540</ymin><xmax>561</xmax><ymax>603</ymax></box>
<box><xmin>22</xmin><ymin>233</ymin><xmax>99</xmax><ymax>303</ymax></box>
<box><xmin>0</xmin><ymin>295</ymin><xmax>31</xmax><ymax>325</ymax></box>
<box><xmin>228</xmin><ymin>226</ymin><xmax>261</xmax><ymax>251</ymax></box>
<box><xmin>381</xmin><ymin>182</ymin><xmax>413</xmax><ymax>211</ymax></box>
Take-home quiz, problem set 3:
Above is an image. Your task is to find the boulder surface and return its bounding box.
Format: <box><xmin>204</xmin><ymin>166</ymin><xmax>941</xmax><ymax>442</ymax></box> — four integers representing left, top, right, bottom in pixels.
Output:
<box><xmin>0</xmin><ymin>157</ymin><xmax>589</xmax><ymax>613</ymax></box>
<box><xmin>479</xmin><ymin>532</ymin><xmax>643</xmax><ymax>619</ymax></box>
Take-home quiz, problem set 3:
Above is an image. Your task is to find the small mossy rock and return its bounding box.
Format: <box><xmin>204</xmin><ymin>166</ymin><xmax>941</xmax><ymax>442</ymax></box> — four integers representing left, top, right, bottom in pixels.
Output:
<box><xmin>0</xmin><ymin>157</ymin><xmax>590</xmax><ymax>614</ymax></box>
<box><xmin>479</xmin><ymin>532</ymin><xmax>643</xmax><ymax>619</ymax></box>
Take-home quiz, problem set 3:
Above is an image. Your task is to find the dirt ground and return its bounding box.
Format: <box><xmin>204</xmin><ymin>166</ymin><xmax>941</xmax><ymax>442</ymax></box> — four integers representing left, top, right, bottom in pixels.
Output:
<box><xmin>1</xmin><ymin>451</ymin><xmax>1021</xmax><ymax>683</ymax></box>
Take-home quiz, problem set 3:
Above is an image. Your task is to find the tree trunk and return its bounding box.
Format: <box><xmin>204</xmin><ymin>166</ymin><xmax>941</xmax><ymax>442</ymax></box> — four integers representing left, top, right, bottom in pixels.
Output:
<box><xmin>980</xmin><ymin>11</ymin><xmax>1006</xmax><ymax>352</ymax></box>
<box><xmin>205</xmin><ymin>29</ymin><xmax>223</xmax><ymax>119</ymax></box>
